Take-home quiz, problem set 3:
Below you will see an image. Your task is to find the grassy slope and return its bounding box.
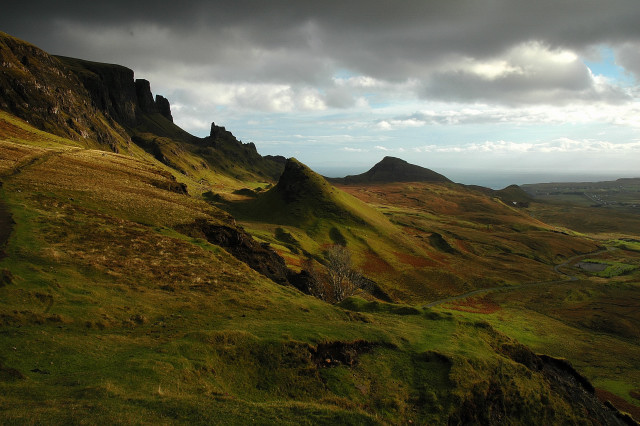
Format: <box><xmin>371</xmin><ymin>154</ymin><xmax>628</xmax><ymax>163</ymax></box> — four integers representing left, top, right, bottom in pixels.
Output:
<box><xmin>0</xmin><ymin>115</ymin><xmax>623</xmax><ymax>424</ymax></box>
<box><xmin>232</xmin><ymin>173</ymin><xmax>599</xmax><ymax>303</ymax></box>
<box><xmin>225</xmin><ymin>166</ymin><xmax>640</xmax><ymax>418</ymax></box>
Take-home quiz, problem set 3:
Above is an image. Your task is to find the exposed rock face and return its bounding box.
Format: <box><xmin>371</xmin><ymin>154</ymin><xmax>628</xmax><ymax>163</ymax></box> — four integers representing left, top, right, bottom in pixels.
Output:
<box><xmin>0</xmin><ymin>32</ymin><xmax>177</xmax><ymax>151</ymax></box>
<box><xmin>135</xmin><ymin>79</ymin><xmax>157</xmax><ymax>114</ymax></box>
<box><xmin>490</xmin><ymin>343</ymin><xmax>635</xmax><ymax>426</ymax></box>
<box><xmin>209</xmin><ymin>122</ymin><xmax>235</xmax><ymax>141</ymax></box>
<box><xmin>60</xmin><ymin>56</ymin><xmax>139</xmax><ymax>128</ymax></box>
<box><xmin>177</xmin><ymin>219</ymin><xmax>290</xmax><ymax>285</ymax></box>
<box><xmin>155</xmin><ymin>95</ymin><xmax>173</xmax><ymax>122</ymax></box>
<box><xmin>0</xmin><ymin>32</ymin><xmax>131</xmax><ymax>148</ymax></box>
<box><xmin>333</xmin><ymin>156</ymin><xmax>451</xmax><ymax>184</ymax></box>
<box><xmin>199</xmin><ymin>122</ymin><xmax>284</xmax><ymax>180</ymax></box>
<box><xmin>176</xmin><ymin>218</ymin><xmax>317</xmax><ymax>292</ymax></box>
<box><xmin>310</xmin><ymin>340</ymin><xmax>395</xmax><ymax>368</ymax></box>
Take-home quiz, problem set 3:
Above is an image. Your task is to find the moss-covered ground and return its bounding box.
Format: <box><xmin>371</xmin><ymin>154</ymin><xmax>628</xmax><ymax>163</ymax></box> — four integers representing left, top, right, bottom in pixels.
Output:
<box><xmin>0</xmin><ymin>112</ymin><xmax>638</xmax><ymax>423</ymax></box>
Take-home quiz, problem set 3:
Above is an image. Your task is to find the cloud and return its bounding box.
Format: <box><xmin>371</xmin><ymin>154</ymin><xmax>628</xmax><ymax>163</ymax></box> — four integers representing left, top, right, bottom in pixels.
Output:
<box><xmin>378</xmin><ymin>99</ymin><xmax>640</xmax><ymax>129</ymax></box>
<box><xmin>614</xmin><ymin>42</ymin><xmax>640</xmax><ymax>79</ymax></box>
<box><xmin>413</xmin><ymin>138</ymin><xmax>640</xmax><ymax>154</ymax></box>
<box><xmin>422</xmin><ymin>42</ymin><xmax>631</xmax><ymax>105</ymax></box>
<box><xmin>3</xmin><ymin>0</ymin><xmax>640</xmax><ymax>174</ymax></box>
<box><xmin>4</xmin><ymin>1</ymin><xmax>640</xmax><ymax>103</ymax></box>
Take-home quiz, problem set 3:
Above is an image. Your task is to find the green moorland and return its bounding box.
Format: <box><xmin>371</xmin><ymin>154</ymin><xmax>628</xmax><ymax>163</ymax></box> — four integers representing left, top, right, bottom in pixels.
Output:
<box><xmin>334</xmin><ymin>182</ymin><xmax>640</xmax><ymax>420</ymax></box>
<box><xmin>220</xmin><ymin>165</ymin><xmax>640</xmax><ymax>421</ymax></box>
<box><xmin>522</xmin><ymin>178</ymin><xmax>640</xmax><ymax>239</ymax></box>
<box><xmin>224</xmin><ymin>165</ymin><xmax>601</xmax><ymax>304</ymax></box>
<box><xmin>0</xmin><ymin>112</ymin><xmax>636</xmax><ymax>424</ymax></box>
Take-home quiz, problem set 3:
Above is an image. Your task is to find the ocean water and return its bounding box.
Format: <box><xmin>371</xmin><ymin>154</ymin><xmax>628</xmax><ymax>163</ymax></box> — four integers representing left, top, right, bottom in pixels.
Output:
<box><xmin>315</xmin><ymin>165</ymin><xmax>638</xmax><ymax>190</ymax></box>
<box><xmin>442</xmin><ymin>170</ymin><xmax>639</xmax><ymax>190</ymax></box>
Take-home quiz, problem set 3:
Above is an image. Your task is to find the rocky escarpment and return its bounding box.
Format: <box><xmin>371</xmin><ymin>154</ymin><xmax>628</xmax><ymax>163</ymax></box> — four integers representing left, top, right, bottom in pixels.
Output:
<box><xmin>1</xmin><ymin>31</ymin><xmax>284</xmax><ymax>183</ymax></box>
<box><xmin>185</xmin><ymin>122</ymin><xmax>284</xmax><ymax>181</ymax></box>
<box><xmin>133</xmin><ymin>78</ymin><xmax>172</xmax><ymax>121</ymax></box>
<box><xmin>0</xmin><ymin>31</ymin><xmax>176</xmax><ymax>151</ymax></box>
<box><xmin>155</xmin><ymin>94</ymin><xmax>173</xmax><ymax>122</ymax></box>
<box><xmin>492</xmin><ymin>343</ymin><xmax>637</xmax><ymax>425</ymax></box>
<box><xmin>59</xmin><ymin>56</ymin><xmax>175</xmax><ymax>128</ymax></box>
<box><xmin>177</xmin><ymin>218</ymin><xmax>312</xmax><ymax>290</ymax></box>
<box><xmin>0</xmin><ymin>32</ymin><xmax>131</xmax><ymax>149</ymax></box>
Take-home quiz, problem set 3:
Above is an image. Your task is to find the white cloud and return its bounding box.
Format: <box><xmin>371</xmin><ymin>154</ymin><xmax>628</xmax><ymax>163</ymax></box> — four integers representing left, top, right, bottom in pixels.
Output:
<box><xmin>424</xmin><ymin>41</ymin><xmax>630</xmax><ymax>105</ymax></box>
<box><xmin>414</xmin><ymin>139</ymin><xmax>640</xmax><ymax>154</ymax></box>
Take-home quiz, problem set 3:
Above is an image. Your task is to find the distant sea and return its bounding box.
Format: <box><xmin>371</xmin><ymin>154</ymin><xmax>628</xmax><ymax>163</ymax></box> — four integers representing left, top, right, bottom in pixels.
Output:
<box><xmin>316</xmin><ymin>165</ymin><xmax>639</xmax><ymax>190</ymax></box>
<box><xmin>441</xmin><ymin>170</ymin><xmax>639</xmax><ymax>190</ymax></box>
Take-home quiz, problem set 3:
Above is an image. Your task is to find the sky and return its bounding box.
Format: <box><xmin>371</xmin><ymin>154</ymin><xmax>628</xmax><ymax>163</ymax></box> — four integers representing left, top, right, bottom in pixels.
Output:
<box><xmin>2</xmin><ymin>1</ymin><xmax>640</xmax><ymax>187</ymax></box>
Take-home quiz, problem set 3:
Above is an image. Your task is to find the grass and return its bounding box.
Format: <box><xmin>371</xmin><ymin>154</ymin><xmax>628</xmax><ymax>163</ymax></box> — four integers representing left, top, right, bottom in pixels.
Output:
<box><xmin>441</xmin><ymin>274</ymin><xmax>640</xmax><ymax>409</ymax></box>
<box><xmin>0</xmin><ymin>136</ymin><xmax>626</xmax><ymax>423</ymax></box>
<box><xmin>0</xmin><ymin>102</ymin><xmax>639</xmax><ymax>423</ymax></box>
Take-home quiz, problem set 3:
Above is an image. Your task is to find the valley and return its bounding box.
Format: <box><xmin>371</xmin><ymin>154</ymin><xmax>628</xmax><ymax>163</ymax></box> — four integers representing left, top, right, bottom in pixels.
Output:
<box><xmin>0</xmin><ymin>31</ymin><xmax>639</xmax><ymax>424</ymax></box>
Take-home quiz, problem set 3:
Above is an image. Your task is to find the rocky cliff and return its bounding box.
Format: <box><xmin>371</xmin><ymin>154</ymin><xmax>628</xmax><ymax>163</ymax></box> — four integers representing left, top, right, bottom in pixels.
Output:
<box><xmin>57</xmin><ymin>57</ymin><xmax>175</xmax><ymax>129</ymax></box>
<box><xmin>0</xmin><ymin>31</ymin><xmax>177</xmax><ymax>151</ymax></box>
<box><xmin>0</xmin><ymin>32</ymin><xmax>131</xmax><ymax>149</ymax></box>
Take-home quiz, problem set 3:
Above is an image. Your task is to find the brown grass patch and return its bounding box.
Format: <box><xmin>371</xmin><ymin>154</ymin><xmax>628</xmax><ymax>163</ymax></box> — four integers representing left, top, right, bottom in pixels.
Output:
<box><xmin>362</xmin><ymin>251</ymin><xmax>394</xmax><ymax>275</ymax></box>
<box><xmin>631</xmin><ymin>389</ymin><xmax>640</xmax><ymax>401</ymax></box>
<box><xmin>279</xmin><ymin>252</ymin><xmax>302</xmax><ymax>269</ymax></box>
<box><xmin>444</xmin><ymin>295</ymin><xmax>501</xmax><ymax>314</ymax></box>
<box><xmin>393</xmin><ymin>251</ymin><xmax>438</xmax><ymax>268</ymax></box>
<box><xmin>595</xmin><ymin>388</ymin><xmax>640</xmax><ymax>421</ymax></box>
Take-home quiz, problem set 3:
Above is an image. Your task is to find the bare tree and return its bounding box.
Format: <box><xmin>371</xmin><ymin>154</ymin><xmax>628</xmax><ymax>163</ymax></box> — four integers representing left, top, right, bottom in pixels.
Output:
<box><xmin>324</xmin><ymin>245</ymin><xmax>366</xmax><ymax>302</ymax></box>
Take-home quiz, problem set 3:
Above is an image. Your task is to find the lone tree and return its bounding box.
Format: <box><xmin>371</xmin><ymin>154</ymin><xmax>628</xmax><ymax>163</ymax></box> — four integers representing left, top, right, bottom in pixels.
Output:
<box><xmin>324</xmin><ymin>245</ymin><xmax>366</xmax><ymax>302</ymax></box>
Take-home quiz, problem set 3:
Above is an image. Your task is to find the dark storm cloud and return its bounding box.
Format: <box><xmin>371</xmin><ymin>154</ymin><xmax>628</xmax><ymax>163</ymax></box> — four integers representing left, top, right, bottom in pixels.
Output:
<box><xmin>2</xmin><ymin>0</ymin><xmax>640</xmax><ymax>107</ymax></box>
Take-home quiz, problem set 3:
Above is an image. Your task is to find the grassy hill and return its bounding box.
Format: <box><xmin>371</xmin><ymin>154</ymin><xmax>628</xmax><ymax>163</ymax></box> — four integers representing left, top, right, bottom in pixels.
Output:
<box><xmin>227</xmin><ymin>159</ymin><xmax>601</xmax><ymax>304</ymax></box>
<box><xmin>0</xmin><ymin>31</ymin><xmax>638</xmax><ymax>424</ymax></box>
<box><xmin>1</xmin><ymin>113</ymin><xmax>632</xmax><ymax>424</ymax></box>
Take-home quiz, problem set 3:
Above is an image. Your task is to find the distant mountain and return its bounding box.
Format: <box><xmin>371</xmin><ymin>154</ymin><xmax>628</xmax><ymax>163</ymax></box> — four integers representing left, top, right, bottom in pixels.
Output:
<box><xmin>467</xmin><ymin>184</ymin><xmax>534</xmax><ymax>207</ymax></box>
<box><xmin>330</xmin><ymin>156</ymin><xmax>451</xmax><ymax>184</ymax></box>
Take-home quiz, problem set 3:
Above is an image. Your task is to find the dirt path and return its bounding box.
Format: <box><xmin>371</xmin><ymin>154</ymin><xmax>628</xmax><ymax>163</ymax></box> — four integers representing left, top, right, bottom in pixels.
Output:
<box><xmin>0</xmin><ymin>149</ymin><xmax>64</xmax><ymax>259</ymax></box>
<box><xmin>0</xmin><ymin>187</ymin><xmax>14</xmax><ymax>259</ymax></box>
<box><xmin>423</xmin><ymin>247</ymin><xmax>614</xmax><ymax>309</ymax></box>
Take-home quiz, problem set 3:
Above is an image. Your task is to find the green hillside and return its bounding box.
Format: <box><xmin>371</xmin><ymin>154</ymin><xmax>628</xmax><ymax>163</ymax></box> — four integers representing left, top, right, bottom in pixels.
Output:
<box><xmin>0</xmin><ymin>31</ymin><xmax>638</xmax><ymax>424</ymax></box>
<box><xmin>0</xmin><ymin>122</ymin><xmax>631</xmax><ymax>424</ymax></box>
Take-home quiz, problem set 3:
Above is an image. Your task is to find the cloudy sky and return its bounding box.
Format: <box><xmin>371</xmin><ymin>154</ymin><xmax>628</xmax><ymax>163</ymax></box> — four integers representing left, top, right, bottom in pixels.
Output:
<box><xmin>2</xmin><ymin>1</ymin><xmax>640</xmax><ymax>186</ymax></box>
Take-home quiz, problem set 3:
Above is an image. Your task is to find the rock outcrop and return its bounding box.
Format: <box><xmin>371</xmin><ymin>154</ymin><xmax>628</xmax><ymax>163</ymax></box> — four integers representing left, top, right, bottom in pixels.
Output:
<box><xmin>177</xmin><ymin>218</ymin><xmax>312</xmax><ymax>289</ymax></box>
<box><xmin>135</xmin><ymin>79</ymin><xmax>157</xmax><ymax>115</ymax></box>
<box><xmin>0</xmin><ymin>32</ymin><xmax>130</xmax><ymax>148</ymax></box>
<box><xmin>155</xmin><ymin>95</ymin><xmax>173</xmax><ymax>122</ymax></box>
<box><xmin>0</xmin><ymin>31</ymin><xmax>177</xmax><ymax>151</ymax></box>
